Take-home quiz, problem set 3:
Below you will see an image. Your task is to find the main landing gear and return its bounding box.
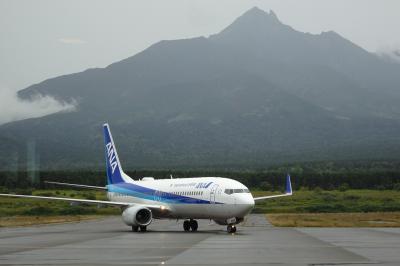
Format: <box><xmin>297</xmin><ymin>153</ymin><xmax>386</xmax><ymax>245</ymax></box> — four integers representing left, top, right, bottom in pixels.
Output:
<box><xmin>132</xmin><ymin>225</ymin><xmax>147</xmax><ymax>232</ymax></box>
<box><xmin>227</xmin><ymin>224</ymin><xmax>237</xmax><ymax>233</ymax></box>
<box><xmin>183</xmin><ymin>219</ymin><xmax>198</xmax><ymax>232</ymax></box>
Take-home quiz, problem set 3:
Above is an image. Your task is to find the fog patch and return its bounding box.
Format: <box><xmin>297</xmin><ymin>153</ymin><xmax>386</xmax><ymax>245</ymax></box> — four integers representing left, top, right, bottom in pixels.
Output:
<box><xmin>0</xmin><ymin>87</ymin><xmax>76</xmax><ymax>125</ymax></box>
<box><xmin>376</xmin><ymin>44</ymin><xmax>400</xmax><ymax>63</ymax></box>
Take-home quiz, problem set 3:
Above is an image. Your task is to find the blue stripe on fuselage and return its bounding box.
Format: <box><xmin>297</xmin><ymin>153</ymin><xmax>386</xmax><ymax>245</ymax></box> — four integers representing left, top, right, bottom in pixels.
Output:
<box><xmin>108</xmin><ymin>183</ymin><xmax>222</xmax><ymax>204</ymax></box>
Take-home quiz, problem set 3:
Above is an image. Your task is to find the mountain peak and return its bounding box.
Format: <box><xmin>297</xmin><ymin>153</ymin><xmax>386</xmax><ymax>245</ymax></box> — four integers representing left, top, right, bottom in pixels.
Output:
<box><xmin>210</xmin><ymin>7</ymin><xmax>284</xmax><ymax>40</ymax></box>
<box><xmin>240</xmin><ymin>7</ymin><xmax>281</xmax><ymax>24</ymax></box>
<box><xmin>245</xmin><ymin>6</ymin><xmax>266</xmax><ymax>15</ymax></box>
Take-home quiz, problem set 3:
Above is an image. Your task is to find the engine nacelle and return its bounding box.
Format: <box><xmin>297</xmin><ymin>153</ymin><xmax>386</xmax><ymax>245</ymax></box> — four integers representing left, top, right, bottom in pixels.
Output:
<box><xmin>122</xmin><ymin>206</ymin><xmax>152</xmax><ymax>226</ymax></box>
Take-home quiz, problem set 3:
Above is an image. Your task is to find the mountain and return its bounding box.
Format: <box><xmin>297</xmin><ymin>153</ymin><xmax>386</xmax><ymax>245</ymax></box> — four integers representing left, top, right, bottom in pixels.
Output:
<box><xmin>1</xmin><ymin>7</ymin><xmax>400</xmax><ymax>170</ymax></box>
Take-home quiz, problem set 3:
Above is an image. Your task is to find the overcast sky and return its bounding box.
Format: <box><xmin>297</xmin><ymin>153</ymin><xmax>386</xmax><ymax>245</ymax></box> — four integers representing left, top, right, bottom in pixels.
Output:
<box><xmin>1</xmin><ymin>0</ymin><xmax>400</xmax><ymax>92</ymax></box>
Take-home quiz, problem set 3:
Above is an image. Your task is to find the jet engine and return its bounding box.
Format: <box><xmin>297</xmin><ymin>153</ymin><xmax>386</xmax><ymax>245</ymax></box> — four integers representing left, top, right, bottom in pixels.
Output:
<box><xmin>122</xmin><ymin>206</ymin><xmax>152</xmax><ymax>226</ymax></box>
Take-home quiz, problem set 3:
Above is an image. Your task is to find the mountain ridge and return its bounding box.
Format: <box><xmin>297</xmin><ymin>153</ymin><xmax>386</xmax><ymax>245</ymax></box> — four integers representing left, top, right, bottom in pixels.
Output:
<box><xmin>2</xmin><ymin>7</ymin><xmax>400</xmax><ymax>170</ymax></box>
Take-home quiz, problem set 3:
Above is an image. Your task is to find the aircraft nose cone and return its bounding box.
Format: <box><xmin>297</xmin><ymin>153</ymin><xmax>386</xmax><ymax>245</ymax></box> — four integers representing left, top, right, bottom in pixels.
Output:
<box><xmin>247</xmin><ymin>196</ymin><xmax>255</xmax><ymax>210</ymax></box>
<box><xmin>249</xmin><ymin>195</ymin><xmax>255</xmax><ymax>206</ymax></box>
<box><xmin>235</xmin><ymin>194</ymin><xmax>255</xmax><ymax>216</ymax></box>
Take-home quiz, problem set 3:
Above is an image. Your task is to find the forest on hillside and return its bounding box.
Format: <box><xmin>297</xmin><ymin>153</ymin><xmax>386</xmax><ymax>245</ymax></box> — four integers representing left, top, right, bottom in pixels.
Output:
<box><xmin>1</xmin><ymin>160</ymin><xmax>399</xmax><ymax>191</ymax></box>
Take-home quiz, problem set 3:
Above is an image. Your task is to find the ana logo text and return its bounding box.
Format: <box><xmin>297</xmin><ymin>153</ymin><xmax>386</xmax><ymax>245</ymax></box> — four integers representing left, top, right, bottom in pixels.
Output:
<box><xmin>196</xmin><ymin>182</ymin><xmax>213</xmax><ymax>189</ymax></box>
<box><xmin>106</xmin><ymin>142</ymin><xmax>118</xmax><ymax>174</ymax></box>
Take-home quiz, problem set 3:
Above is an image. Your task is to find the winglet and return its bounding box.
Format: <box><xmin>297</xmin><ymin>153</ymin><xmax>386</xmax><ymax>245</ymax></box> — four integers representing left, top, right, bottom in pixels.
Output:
<box><xmin>285</xmin><ymin>174</ymin><xmax>292</xmax><ymax>195</ymax></box>
<box><xmin>253</xmin><ymin>174</ymin><xmax>293</xmax><ymax>201</ymax></box>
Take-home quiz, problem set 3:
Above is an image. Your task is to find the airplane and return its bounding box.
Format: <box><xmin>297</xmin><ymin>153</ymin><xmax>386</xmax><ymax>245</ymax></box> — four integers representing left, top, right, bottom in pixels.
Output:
<box><xmin>0</xmin><ymin>123</ymin><xmax>293</xmax><ymax>233</ymax></box>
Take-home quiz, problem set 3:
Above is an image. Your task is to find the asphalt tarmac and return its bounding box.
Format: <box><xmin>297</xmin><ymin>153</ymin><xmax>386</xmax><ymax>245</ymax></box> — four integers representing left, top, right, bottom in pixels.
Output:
<box><xmin>0</xmin><ymin>214</ymin><xmax>399</xmax><ymax>265</ymax></box>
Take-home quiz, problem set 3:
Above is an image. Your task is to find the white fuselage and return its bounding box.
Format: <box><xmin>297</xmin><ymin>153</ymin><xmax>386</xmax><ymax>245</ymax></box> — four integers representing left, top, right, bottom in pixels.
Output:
<box><xmin>107</xmin><ymin>177</ymin><xmax>255</xmax><ymax>222</ymax></box>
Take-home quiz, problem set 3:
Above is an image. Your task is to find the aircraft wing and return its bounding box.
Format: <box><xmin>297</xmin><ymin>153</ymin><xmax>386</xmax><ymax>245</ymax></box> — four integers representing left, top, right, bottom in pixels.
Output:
<box><xmin>45</xmin><ymin>181</ymin><xmax>107</xmax><ymax>190</ymax></box>
<box><xmin>253</xmin><ymin>193</ymin><xmax>292</xmax><ymax>201</ymax></box>
<box><xmin>0</xmin><ymin>193</ymin><xmax>168</xmax><ymax>212</ymax></box>
<box><xmin>253</xmin><ymin>174</ymin><xmax>293</xmax><ymax>201</ymax></box>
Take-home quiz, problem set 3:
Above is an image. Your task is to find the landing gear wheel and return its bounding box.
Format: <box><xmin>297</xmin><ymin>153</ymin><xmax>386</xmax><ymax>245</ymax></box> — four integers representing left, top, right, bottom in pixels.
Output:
<box><xmin>139</xmin><ymin>225</ymin><xmax>147</xmax><ymax>232</ymax></box>
<box><xmin>132</xmin><ymin>225</ymin><xmax>139</xmax><ymax>232</ymax></box>
<box><xmin>190</xmin><ymin>220</ymin><xmax>198</xmax><ymax>232</ymax></box>
<box><xmin>183</xmin><ymin>220</ymin><xmax>190</xmax><ymax>231</ymax></box>
<box><xmin>227</xmin><ymin>225</ymin><xmax>237</xmax><ymax>233</ymax></box>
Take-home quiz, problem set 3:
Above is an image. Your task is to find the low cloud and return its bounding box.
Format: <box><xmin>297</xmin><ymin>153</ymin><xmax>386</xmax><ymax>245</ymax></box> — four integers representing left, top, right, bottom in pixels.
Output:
<box><xmin>376</xmin><ymin>44</ymin><xmax>400</xmax><ymax>63</ymax></box>
<box><xmin>0</xmin><ymin>87</ymin><xmax>76</xmax><ymax>125</ymax></box>
<box><xmin>58</xmin><ymin>38</ymin><xmax>87</xmax><ymax>44</ymax></box>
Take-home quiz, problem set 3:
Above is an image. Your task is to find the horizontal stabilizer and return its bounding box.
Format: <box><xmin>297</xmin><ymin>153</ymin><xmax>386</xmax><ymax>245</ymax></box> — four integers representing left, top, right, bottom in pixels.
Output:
<box><xmin>45</xmin><ymin>181</ymin><xmax>106</xmax><ymax>190</ymax></box>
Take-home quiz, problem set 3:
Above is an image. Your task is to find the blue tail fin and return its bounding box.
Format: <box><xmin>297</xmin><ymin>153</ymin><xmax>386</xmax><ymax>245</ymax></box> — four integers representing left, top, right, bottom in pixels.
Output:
<box><xmin>285</xmin><ymin>174</ymin><xmax>292</xmax><ymax>194</ymax></box>
<box><xmin>103</xmin><ymin>123</ymin><xmax>134</xmax><ymax>185</ymax></box>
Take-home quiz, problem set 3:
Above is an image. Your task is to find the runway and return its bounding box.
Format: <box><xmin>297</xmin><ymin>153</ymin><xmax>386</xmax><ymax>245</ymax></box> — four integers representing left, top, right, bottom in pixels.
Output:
<box><xmin>0</xmin><ymin>214</ymin><xmax>399</xmax><ymax>265</ymax></box>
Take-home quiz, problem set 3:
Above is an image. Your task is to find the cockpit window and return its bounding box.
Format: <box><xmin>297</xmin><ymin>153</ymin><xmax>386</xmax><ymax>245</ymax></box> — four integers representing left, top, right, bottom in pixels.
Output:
<box><xmin>224</xmin><ymin>189</ymin><xmax>234</xmax><ymax>195</ymax></box>
<box><xmin>224</xmin><ymin>188</ymin><xmax>250</xmax><ymax>194</ymax></box>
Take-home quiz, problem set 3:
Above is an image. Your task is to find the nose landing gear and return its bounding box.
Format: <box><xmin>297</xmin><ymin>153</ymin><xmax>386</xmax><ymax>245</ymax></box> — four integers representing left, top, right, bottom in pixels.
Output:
<box><xmin>183</xmin><ymin>219</ymin><xmax>198</xmax><ymax>232</ymax></box>
<box><xmin>131</xmin><ymin>225</ymin><xmax>147</xmax><ymax>232</ymax></box>
<box><xmin>227</xmin><ymin>224</ymin><xmax>237</xmax><ymax>233</ymax></box>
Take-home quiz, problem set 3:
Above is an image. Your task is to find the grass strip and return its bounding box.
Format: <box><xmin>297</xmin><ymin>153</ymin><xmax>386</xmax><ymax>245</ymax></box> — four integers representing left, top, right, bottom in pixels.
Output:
<box><xmin>266</xmin><ymin>212</ymin><xmax>400</xmax><ymax>227</ymax></box>
<box><xmin>0</xmin><ymin>215</ymin><xmax>109</xmax><ymax>227</ymax></box>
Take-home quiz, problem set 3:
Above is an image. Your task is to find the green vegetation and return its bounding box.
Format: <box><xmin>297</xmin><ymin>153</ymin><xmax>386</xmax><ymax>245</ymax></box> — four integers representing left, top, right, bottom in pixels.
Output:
<box><xmin>253</xmin><ymin>189</ymin><xmax>400</xmax><ymax>213</ymax></box>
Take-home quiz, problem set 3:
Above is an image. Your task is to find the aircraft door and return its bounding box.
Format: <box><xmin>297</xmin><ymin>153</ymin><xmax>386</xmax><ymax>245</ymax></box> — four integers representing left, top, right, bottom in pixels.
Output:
<box><xmin>209</xmin><ymin>184</ymin><xmax>219</xmax><ymax>204</ymax></box>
